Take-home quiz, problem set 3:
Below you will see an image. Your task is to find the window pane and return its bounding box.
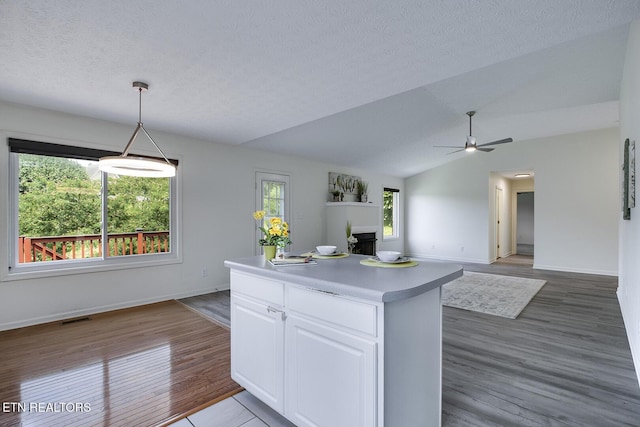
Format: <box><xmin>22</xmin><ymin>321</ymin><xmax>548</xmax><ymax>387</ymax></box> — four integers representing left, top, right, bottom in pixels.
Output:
<box><xmin>383</xmin><ymin>190</ymin><xmax>395</xmax><ymax>237</ymax></box>
<box><xmin>263</xmin><ymin>180</ymin><xmax>286</xmax><ymax>220</ymax></box>
<box><xmin>17</xmin><ymin>154</ymin><xmax>101</xmax><ymax>263</ymax></box>
<box><xmin>106</xmin><ymin>175</ymin><xmax>171</xmax><ymax>257</ymax></box>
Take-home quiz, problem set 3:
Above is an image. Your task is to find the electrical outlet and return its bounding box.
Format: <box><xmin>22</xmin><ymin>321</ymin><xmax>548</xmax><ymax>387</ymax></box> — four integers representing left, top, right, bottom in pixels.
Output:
<box><xmin>431</xmin><ymin>244</ymin><xmax>435</xmax><ymax>250</ymax></box>
<box><xmin>201</xmin><ymin>268</ymin><xmax>208</xmax><ymax>278</ymax></box>
<box><xmin>460</xmin><ymin>246</ymin><xmax>464</xmax><ymax>252</ymax></box>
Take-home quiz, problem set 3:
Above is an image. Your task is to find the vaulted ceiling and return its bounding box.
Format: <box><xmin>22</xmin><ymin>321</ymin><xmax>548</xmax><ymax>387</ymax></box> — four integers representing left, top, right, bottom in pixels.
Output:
<box><xmin>1</xmin><ymin>1</ymin><xmax>639</xmax><ymax>177</ymax></box>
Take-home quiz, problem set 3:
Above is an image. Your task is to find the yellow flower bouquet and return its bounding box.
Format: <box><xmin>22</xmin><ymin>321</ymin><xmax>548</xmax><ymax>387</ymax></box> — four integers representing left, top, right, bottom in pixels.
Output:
<box><xmin>253</xmin><ymin>210</ymin><xmax>292</xmax><ymax>248</ymax></box>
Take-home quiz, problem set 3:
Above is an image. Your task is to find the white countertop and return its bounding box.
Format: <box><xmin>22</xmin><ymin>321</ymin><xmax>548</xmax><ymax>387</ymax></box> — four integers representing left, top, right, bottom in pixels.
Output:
<box><xmin>224</xmin><ymin>254</ymin><xmax>463</xmax><ymax>302</ymax></box>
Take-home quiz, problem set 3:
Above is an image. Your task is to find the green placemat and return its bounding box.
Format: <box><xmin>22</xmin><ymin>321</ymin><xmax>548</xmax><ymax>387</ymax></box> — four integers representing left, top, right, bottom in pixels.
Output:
<box><xmin>360</xmin><ymin>259</ymin><xmax>418</xmax><ymax>268</ymax></box>
<box><xmin>301</xmin><ymin>252</ymin><xmax>349</xmax><ymax>259</ymax></box>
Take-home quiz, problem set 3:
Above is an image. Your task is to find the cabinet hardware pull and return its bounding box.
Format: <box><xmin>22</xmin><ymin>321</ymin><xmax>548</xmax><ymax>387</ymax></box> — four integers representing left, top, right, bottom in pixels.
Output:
<box><xmin>267</xmin><ymin>306</ymin><xmax>286</xmax><ymax>321</ymax></box>
<box><xmin>312</xmin><ymin>288</ymin><xmax>339</xmax><ymax>296</ymax></box>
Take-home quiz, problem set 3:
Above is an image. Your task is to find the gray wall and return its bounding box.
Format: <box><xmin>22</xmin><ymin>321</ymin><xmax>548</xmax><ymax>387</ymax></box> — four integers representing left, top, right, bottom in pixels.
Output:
<box><xmin>517</xmin><ymin>192</ymin><xmax>535</xmax><ymax>245</ymax></box>
<box><xmin>618</xmin><ymin>18</ymin><xmax>640</xmax><ymax>388</ymax></box>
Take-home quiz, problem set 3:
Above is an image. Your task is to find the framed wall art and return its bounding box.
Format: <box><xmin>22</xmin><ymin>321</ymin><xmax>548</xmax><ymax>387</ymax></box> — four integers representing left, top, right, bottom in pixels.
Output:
<box><xmin>623</xmin><ymin>138</ymin><xmax>633</xmax><ymax>220</ymax></box>
<box><xmin>328</xmin><ymin>172</ymin><xmax>361</xmax><ymax>201</ymax></box>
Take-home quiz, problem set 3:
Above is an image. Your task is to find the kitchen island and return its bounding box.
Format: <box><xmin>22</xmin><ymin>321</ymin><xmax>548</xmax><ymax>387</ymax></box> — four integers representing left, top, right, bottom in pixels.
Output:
<box><xmin>224</xmin><ymin>254</ymin><xmax>462</xmax><ymax>427</ymax></box>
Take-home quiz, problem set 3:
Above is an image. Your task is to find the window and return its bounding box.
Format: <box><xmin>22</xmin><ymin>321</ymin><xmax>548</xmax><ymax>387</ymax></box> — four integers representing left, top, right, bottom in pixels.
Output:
<box><xmin>383</xmin><ymin>187</ymin><xmax>399</xmax><ymax>239</ymax></box>
<box><xmin>8</xmin><ymin>138</ymin><xmax>178</xmax><ymax>274</ymax></box>
<box><xmin>255</xmin><ymin>171</ymin><xmax>290</xmax><ymax>254</ymax></box>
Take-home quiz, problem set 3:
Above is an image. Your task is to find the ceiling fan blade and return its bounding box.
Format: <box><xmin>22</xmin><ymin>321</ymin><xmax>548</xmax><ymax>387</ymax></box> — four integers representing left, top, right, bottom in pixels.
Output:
<box><xmin>478</xmin><ymin>138</ymin><xmax>513</xmax><ymax>148</ymax></box>
<box><xmin>434</xmin><ymin>145</ymin><xmax>464</xmax><ymax>148</ymax></box>
<box><xmin>477</xmin><ymin>147</ymin><xmax>494</xmax><ymax>152</ymax></box>
<box><xmin>447</xmin><ymin>148</ymin><xmax>465</xmax><ymax>154</ymax></box>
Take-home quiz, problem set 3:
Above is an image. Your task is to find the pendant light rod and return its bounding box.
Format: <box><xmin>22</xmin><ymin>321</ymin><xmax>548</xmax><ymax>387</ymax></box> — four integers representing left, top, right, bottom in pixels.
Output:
<box><xmin>137</xmin><ymin>81</ymin><xmax>145</xmax><ymax>122</ymax></box>
<box><xmin>119</xmin><ymin>81</ymin><xmax>172</xmax><ymax>164</ymax></box>
<box><xmin>139</xmin><ymin>125</ymin><xmax>172</xmax><ymax>164</ymax></box>
<box><xmin>98</xmin><ymin>81</ymin><xmax>176</xmax><ymax>178</ymax></box>
<box><xmin>121</xmin><ymin>123</ymin><xmax>142</xmax><ymax>157</ymax></box>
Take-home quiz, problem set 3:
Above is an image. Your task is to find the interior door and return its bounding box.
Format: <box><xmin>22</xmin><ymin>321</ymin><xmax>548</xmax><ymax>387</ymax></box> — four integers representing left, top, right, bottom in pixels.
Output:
<box><xmin>255</xmin><ymin>171</ymin><xmax>290</xmax><ymax>255</ymax></box>
<box><xmin>496</xmin><ymin>187</ymin><xmax>503</xmax><ymax>259</ymax></box>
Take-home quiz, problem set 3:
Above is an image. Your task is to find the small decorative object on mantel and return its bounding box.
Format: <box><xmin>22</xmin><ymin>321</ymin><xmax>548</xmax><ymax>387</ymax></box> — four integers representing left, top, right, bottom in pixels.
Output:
<box><xmin>346</xmin><ymin>221</ymin><xmax>358</xmax><ymax>254</ymax></box>
<box><xmin>329</xmin><ymin>172</ymin><xmax>360</xmax><ymax>202</ymax></box>
<box><xmin>253</xmin><ymin>210</ymin><xmax>292</xmax><ymax>259</ymax></box>
<box><xmin>357</xmin><ymin>180</ymin><xmax>368</xmax><ymax>202</ymax></box>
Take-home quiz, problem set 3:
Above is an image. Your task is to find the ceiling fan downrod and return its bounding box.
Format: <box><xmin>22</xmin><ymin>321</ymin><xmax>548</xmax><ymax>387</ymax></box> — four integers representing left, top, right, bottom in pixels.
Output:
<box><xmin>467</xmin><ymin>111</ymin><xmax>475</xmax><ymax>136</ymax></box>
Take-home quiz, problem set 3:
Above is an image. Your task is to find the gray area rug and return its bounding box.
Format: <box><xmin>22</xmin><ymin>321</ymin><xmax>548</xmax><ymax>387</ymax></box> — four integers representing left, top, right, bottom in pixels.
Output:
<box><xmin>442</xmin><ymin>271</ymin><xmax>546</xmax><ymax>319</ymax></box>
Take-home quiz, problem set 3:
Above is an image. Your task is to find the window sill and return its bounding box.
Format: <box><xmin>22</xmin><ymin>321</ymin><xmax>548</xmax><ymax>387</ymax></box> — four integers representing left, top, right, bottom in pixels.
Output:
<box><xmin>2</xmin><ymin>254</ymin><xmax>182</xmax><ymax>282</ymax></box>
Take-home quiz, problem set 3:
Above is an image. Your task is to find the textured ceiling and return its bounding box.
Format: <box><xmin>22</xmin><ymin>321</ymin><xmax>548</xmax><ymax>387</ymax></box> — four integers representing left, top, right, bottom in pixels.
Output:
<box><xmin>0</xmin><ymin>1</ymin><xmax>638</xmax><ymax>177</ymax></box>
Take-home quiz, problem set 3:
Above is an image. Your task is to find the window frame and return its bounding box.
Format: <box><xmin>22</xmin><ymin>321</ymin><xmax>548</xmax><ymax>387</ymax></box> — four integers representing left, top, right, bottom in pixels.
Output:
<box><xmin>254</xmin><ymin>171</ymin><xmax>291</xmax><ymax>255</ymax></box>
<box><xmin>5</xmin><ymin>138</ymin><xmax>181</xmax><ymax>281</ymax></box>
<box><xmin>383</xmin><ymin>187</ymin><xmax>400</xmax><ymax>241</ymax></box>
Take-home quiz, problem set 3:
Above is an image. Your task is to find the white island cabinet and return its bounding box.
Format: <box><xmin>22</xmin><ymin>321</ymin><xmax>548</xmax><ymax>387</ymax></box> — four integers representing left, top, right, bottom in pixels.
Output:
<box><xmin>225</xmin><ymin>255</ymin><xmax>462</xmax><ymax>427</ymax></box>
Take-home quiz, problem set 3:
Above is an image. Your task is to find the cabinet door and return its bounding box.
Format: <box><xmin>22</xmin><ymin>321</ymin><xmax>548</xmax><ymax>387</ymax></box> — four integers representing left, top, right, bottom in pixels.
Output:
<box><xmin>285</xmin><ymin>315</ymin><xmax>377</xmax><ymax>427</ymax></box>
<box><xmin>231</xmin><ymin>293</ymin><xmax>285</xmax><ymax>413</ymax></box>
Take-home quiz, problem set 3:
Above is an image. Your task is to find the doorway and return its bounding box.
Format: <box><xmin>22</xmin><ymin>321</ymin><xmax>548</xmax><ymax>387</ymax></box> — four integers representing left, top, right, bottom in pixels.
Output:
<box><xmin>516</xmin><ymin>192</ymin><xmax>534</xmax><ymax>255</ymax></box>
<box><xmin>495</xmin><ymin>187</ymin><xmax>503</xmax><ymax>259</ymax></box>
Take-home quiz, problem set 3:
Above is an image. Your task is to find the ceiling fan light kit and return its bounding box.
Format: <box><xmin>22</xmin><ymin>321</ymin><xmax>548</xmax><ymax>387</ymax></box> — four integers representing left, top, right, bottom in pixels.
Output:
<box><xmin>434</xmin><ymin>111</ymin><xmax>513</xmax><ymax>154</ymax></box>
<box><xmin>465</xmin><ymin>135</ymin><xmax>477</xmax><ymax>152</ymax></box>
<box><xmin>98</xmin><ymin>81</ymin><xmax>176</xmax><ymax>178</ymax></box>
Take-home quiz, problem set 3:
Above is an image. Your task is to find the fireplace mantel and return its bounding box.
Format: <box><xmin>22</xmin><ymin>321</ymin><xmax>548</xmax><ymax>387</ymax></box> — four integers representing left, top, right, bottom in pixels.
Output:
<box><xmin>325</xmin><ymin>202</ymin><xmax>381</xmax><ymax>253</ymax></box>
<box><xmin>326</xmin><ymin>202</ymin><xmax>380</xmax><ymax>208</ymax></box>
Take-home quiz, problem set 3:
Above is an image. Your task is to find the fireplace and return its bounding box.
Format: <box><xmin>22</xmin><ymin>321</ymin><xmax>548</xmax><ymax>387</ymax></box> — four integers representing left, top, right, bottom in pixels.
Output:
<box><xmin>352</xmin><ymin>232</ymin><xmax>377</xmax><ymax>256</ymax></box>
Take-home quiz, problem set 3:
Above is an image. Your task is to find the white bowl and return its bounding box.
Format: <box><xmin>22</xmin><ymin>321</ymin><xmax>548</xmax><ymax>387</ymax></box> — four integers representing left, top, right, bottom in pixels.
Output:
<box><xmin>316</xmin><ymin>245</ymin><xmax>337</xmax><ymax>255</ymax></box>
<box><xmin>377</xmin><ymin>251</ymin><xmax>402</xmax><ymax>262</ymax></box>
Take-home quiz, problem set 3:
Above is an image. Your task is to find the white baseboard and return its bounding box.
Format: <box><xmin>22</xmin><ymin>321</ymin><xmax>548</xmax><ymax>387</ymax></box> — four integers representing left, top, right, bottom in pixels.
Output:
<box><xmin>408</xmin><ymin>253</ymin><xmax>490</xmax><ymax>264</ymax></box>
<box><xmin>0</xmin><ymin>283</ymin><xmax>230</xmax><ymax>332</ymax></box>
<box><xmin>533</xmin><ymin>263</ymin><xmax>618</xmax><ymax>277</ymax></box>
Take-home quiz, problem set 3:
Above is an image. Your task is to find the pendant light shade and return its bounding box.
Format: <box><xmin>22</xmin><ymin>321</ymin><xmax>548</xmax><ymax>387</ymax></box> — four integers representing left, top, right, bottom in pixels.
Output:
<box><xmin>98</xmin><ymin>81</ymin><xmax>176</xmax><ymax>178</ymax></box>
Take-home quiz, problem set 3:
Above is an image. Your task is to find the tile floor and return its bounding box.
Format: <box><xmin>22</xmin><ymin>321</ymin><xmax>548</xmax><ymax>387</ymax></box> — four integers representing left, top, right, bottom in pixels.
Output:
<box><xmin>169</xmin><ymin>390</ymin><xmax>294</xmax><ymax>427</ymax></box>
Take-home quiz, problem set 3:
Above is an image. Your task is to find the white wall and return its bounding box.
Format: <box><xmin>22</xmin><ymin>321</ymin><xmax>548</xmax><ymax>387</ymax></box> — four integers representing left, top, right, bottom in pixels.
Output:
<box><xmin>405</xmin><ymin>128</ymin><xmax>619</xmax><ymax>275</ymax></box>
<box><xmin>489</xmin><ymin>173</ymin><xmax>513</xmax><ymax>260</ymax></box>
<box><xmin>619</xmin><ymin>19</ymin><xmax>640</xmax><ymax>387</ymax></box>
<box><xmin>0</xmin><ymin>101</ymin><xmax>403</xmax><ymax>330</ymax></box>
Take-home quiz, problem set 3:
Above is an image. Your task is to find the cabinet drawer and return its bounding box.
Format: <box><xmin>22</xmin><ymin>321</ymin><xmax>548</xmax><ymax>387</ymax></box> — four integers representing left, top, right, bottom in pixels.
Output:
<box><xmin>231</xmin><ymin>271</ymin><xmax>284</xmax><ymax>306</ymax></box>
<box><xmin>288</xmin><ymin>286</ymin><xmax>377</xmax><ymax>336</ymax></box>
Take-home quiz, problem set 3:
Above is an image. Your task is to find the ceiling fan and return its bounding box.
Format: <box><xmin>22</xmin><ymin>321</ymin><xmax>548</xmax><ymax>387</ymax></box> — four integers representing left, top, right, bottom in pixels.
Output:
<box><xmin>435</xmin><ymin>111</ymin><xmax>513</xmax><ymax>154</ymax></box>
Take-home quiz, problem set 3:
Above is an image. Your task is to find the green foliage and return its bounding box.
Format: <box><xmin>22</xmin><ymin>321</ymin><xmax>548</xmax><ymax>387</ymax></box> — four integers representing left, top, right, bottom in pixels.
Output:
<box><xmin>18</xmin><ymin>154</ymin><xmax>170</xmax><ymax>238</ymax></box>
<box><xmin>383</xmin><ymin>190</ymin><xmax>394</xmax><ymax>228</ymax></box>
<box><xmin>262</xmin><ymin>181</ymin><xmax>284</xmax><ymax>217</ymax></box>
<box><xmin>107</xmin><ymin>175</ymin><xmax>170</xmax><ymax>233</ymax></box>
<box><xmin>18</xmin><ymin>155</ymin><xmax>101</xmax><ymax>236</ymax></box>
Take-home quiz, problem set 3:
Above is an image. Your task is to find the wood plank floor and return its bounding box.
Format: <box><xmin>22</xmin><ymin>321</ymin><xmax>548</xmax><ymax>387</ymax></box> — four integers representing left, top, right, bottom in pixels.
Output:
<box><xmin>179</xmin><ymin>291</ymin><xmax>230</xmax><ymax>327</ymax></box>
<box><xmin>0</xmin><ymin>300</ymin><xmax>242</xmax><ymax>427</ymax></box>
<box><xmin>182</xmin><ymin>257</ymin><xmax>640</xmax><ymax>426</ymax></box>
<box><xmin>2</xmin><ymin>258</ymin><xmax>638</xmax><ymax>426</ymax></box>
<box><xmin>442</xmin><ymin>258</ymin><xmax>640</xmax><ymax>426</ymax></box>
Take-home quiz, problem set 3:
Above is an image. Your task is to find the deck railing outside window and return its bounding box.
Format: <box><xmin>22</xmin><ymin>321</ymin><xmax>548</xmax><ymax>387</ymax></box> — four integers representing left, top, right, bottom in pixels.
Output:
<box><xmin>18</xmin><ymin>231</ymin><xmax>170</xmax><ymax>263</ymax></box>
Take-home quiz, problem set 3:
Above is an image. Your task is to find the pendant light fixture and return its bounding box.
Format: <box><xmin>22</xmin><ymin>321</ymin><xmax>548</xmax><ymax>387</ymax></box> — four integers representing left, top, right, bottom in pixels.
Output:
<box><xmin>98</xmin><ymin>81</ymin><xmax>176</xmax><ymax>178</ymax></box>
